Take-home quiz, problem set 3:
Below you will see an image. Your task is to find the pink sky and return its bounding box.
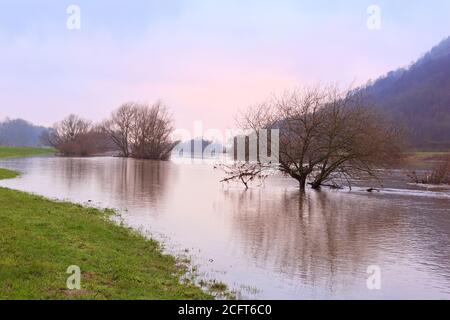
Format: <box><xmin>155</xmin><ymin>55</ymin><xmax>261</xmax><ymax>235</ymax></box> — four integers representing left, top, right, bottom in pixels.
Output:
<box><xmin>1</xmin><ymin>1</ymin><xmax>449</xmax><ymax>130</ymax></box>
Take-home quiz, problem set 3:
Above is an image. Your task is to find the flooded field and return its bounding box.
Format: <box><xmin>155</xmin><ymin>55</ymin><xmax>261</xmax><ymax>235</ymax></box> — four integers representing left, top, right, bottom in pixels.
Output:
<box><xmin>1</xmin><ymin>156</ymin><xmax>449</xmax><ymax>299</ymax></box>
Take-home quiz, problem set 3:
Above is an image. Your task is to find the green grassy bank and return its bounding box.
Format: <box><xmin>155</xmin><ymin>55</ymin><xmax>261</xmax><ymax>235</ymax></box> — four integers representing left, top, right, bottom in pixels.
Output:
<box><xmin>0</xmin><ymin>146</ymin><xmax>55</xmax><ymax>159</ymax></box>
<box><xmin>0</xmin><ymin>147</ymin><xmax>211</xmax><ymax>300</ymax></box>
<box><xmin>404</xmin><ymin>151</ymin><xmax>450</xmax><ymax>169</ymax></box>
<box><xmin>0</xmin><ymin>168</ymin><xmax>19</xmax><ymax>180</ymax></box>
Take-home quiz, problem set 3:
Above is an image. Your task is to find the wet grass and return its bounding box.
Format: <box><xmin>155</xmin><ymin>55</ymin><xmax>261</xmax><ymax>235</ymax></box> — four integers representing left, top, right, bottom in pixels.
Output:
<box><xmin>197</xmin><ymin>279</ymin><xmax>236</xmax><ymax>300</ymax></box>
<box><xmin>0</xmin><ymin>147</ymin><xmax>212</xmax><ymax>300</ymax></box>
<box><xmin>404</xmin><ymin>151</ymin><xmax>450</xmax><ymax>169</ymax></box>
<box><xmin>0</xmin><ymin>146</ymin><xmax>55</xmax><ymax>159</ymax></box>
<box><xmin>0</xmin><ymin>188</ymin><xmax>212</xmax><ymax>299</ymax></box>
<box><xmin>407</xmin><ymin>151</ymin><xmax>450</xmax><ymax>161</ymax></box>
<box><xmin>0</xmin><ymin>168</ymin><xmax>19</xmax><ymax>180</ymax></box>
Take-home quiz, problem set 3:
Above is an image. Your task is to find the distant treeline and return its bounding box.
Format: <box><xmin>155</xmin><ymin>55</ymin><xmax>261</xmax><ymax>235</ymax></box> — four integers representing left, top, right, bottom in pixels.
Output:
<box><xmin>0</xmin><ymin>118</ymin><xmax>50</xmax><ymax>147</ymax></box>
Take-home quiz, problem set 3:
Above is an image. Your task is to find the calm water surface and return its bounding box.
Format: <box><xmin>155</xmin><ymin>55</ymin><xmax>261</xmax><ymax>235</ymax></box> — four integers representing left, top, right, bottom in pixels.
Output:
<box><xmin>1</xmin><ymin>156</ymin><xmax>450</xmax><ymax>299</ymax></box>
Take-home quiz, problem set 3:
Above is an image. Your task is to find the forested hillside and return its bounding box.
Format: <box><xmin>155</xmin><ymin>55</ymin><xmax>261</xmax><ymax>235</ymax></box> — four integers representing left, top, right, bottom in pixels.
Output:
<box><xmin>360</xmin><ymin>37</ymin><xmax>450</xmax><ymax>150</ymax></box>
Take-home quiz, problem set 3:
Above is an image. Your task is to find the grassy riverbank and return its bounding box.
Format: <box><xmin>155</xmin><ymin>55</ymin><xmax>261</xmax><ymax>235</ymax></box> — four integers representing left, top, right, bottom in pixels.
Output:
<box><xmin>0</xmin><ymin>146</ymin><xmax>55</xmax><ymax>159</ymax></box>
<box><xmin>404</xmin><ymin>151</ymin><xmax>450</xmax><ymax>169</ymax></box>
<box><xmin>0</xmin><ymin>168</ymin><xmax>19</xmax><ymax>180</ymax></box>
<box><xmin>0</xmin><ymin>147</ymin><xmax>211</xmax><ymax>300</ymax></box>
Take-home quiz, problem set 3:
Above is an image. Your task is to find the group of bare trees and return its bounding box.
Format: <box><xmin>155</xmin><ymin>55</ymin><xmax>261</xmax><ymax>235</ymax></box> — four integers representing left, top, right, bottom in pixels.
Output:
<box><xmin>41</xmin><ymin>114</ymin><xmax>111</xmax><ymax>156</ymax></box>
<box><xmin>225</xmin><ymin>85</ymin><xmax>405</xmax><ymax>191</ymax></box>
<box><xmin>102</xmin><ymin>102</ymin><xmax>175</xmax><ymax>160</ymax></box>
<box><xmin>43</xmin><ymin>102</ymin><xmax>175</xmax><ymax>160</ymax></box>
<box><xmin>43</xmin><ymin>86</ymin><xmax>406</xmax><ymax>191</ymax></box>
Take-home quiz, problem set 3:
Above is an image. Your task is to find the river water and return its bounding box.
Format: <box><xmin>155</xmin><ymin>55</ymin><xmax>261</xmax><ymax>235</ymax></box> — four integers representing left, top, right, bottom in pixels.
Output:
<box><xmin>1</xmin><ymin>156</ymin><xmax>449</xmax><ymax>299</ymax></box>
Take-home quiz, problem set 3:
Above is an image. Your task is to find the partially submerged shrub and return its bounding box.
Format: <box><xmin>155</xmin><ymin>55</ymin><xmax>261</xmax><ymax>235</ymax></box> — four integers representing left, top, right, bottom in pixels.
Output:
<box><xmin>408</xmin><ymin>159</ymin><xmax>450</xmax><ymax>185</ymax></box>
<box><xmin>42</xmin><ymin>115</ymin><xmax>113</xmax><ymax>157</ymax></box>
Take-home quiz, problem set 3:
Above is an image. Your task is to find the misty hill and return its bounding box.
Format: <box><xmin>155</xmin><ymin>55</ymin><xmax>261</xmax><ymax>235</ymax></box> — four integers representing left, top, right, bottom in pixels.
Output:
<box><xmin>360</xmin><ymin>37</ymin><xmax>450</xmax><ymax>150</ymax></box>
<box><xmin>0</xmin><ymin>118</ymin><xmax>50</xmax><ymax>147</ymax></box>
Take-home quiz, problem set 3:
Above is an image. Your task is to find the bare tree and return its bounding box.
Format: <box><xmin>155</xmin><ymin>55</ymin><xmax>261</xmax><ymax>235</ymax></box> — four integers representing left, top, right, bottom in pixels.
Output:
<box><xmin>274</xmin><ymin>87</ymin><xmax>329</xmax><ymax>190</ymax></box>
<box><xmin>306</xmin><ymin>89</ymin><xmax>405</xmax><ymax>189</ymax></box>
<box><xmin>43</xmin><ymin>115</ymin><xmax>114</xmax><ymax>156</ymax></box>
<box><xmin>47</xmin><ymin>114</ymin><xmax>91</xmax><ymax>147</ymax></box>
<box><xmin>103</xmin><ymin>102</ymin><xmax>175</xmax><ymax>160</ymax></box>
<box><xmin>233</xmin><ymin>85</ymin><xmax>405</xmax><ymax>191</ymax></box>
<box><xmin>102</xmin><ymin>103</ymin><xmax>137</xmax><ymax>157</ymax></box>
<box><xmin>129</xmin><ymin>102</ymin><xmax>175</xmax><ymax>160</ymax></box>
<box><xmin>45</xmin><ymin>114</ymin><xmax>94</xmax><ymax>156</ymax></box>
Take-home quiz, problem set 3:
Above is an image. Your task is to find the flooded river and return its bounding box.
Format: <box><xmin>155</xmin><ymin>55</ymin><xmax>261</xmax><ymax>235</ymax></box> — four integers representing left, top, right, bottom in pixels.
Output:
<box><xmin>1</xmin><ymin>156</ymin><xmax>449</xmax><ymax>299</ymax></box>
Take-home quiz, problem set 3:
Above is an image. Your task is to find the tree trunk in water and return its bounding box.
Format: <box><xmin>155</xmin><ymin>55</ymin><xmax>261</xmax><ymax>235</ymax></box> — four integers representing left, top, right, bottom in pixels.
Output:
<box><xmin>299</xmin><ymin>176</ymin><xmax>307</xmax><ymax>191</ymax></box>
<box><xmin>311</xmin><ymin>181</ymin><xmax>322</xmax><ymax>190</ymax></box>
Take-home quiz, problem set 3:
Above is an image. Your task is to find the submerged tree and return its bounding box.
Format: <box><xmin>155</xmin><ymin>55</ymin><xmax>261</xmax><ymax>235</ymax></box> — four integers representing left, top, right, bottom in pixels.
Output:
<box><xmin>228</xmin><ymin>85</ymin><xmax>405</xmax><ymax>191</ymax></box>
<box><xmin>47</xmin><ymin>114</ymin><xmax>91</xmax><ymax>146</ymax></box>
<box><xmin>103</xmin><ymin>102</ymin><xmax>175</xmax><ymax>160</ymax></box>
<box><xmin>42</xmin><ymin>114</ymin><xmax>105</xmax><ymax>156</ymax></box>
<box><xmin>408</xmin><ymin>158</ymin><xmax>450</xmax><ymax>185</ymax></box>
<box><xmin>102</xmin><ymin>103</ymin><xmax>137</xmax><ymax>157</ymax></box>
<box><xmin>219</xmin><ymin>162</ymin><xmax>272</xmax><ymax>189</ymax></box>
